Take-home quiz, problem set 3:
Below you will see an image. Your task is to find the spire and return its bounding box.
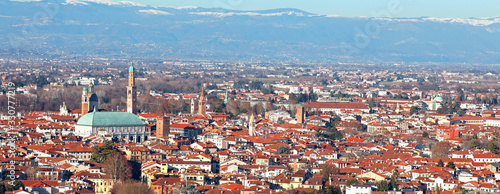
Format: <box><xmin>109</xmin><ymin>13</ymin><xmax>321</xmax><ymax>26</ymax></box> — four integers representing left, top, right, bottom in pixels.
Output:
<box><xmin>200</xmin><ymin>88</ymin><xmax>205</xmax><ymax>98</ymax></box>
<box><xmin>129</xmin><ymin>62</ymin><xmax>135</xmax><ymax>72</ymax></box>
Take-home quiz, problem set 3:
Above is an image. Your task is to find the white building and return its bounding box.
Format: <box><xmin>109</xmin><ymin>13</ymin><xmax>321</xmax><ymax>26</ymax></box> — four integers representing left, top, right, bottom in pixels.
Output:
<box><xmin>74</xmin><ymin>111</ymin><xmax>149</xmax><ymax>142</ymax></box>
<box><xmin>346</xmin><ymin>184</ymin><xmax>372</xmax><ymax>194</ymax></box>
<box><xmin>485</xmin><ymin>117</ymin><xmax>500</xmax><ymax>127</ymax></box>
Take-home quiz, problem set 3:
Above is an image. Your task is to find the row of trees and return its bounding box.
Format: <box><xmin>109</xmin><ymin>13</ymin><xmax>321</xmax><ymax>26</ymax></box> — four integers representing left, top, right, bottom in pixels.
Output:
<box><xmin>289</xmin><ymin>93</ymin><xmax>318</xmax><ymax>103</ymax></box>
<box><xmin>316</xmin><ymin>126</ymin><xmax>343</xmax><ymax>140</ymax></box>
<box><xmin>436</xmin><ymin>159</ymin><xmax>456</xmax><ymax>169</ymax></box>
<box><xmin>462</xmin><ymin>133</ymin><xmax>500</xmax><ymax>155</ymax></box>
<box><xmin>436</xmin><ymin>102</ymin><xmax>464</xmax><ymax>115</ymax></box>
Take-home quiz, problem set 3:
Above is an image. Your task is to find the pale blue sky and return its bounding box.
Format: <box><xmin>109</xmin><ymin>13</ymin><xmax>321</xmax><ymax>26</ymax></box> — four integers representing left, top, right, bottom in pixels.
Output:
<box><xmin>131</xmin><ymin>0</ymin><xmax>499</xmax><ymax>18</ymax></box>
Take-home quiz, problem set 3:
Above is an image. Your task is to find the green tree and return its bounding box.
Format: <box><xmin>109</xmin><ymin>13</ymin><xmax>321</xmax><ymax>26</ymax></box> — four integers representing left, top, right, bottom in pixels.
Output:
<box><xmin>234</xmin><ymin>81</ymin><xmax>246</xmax><ymax>89</ymax></box>
<box><xmin>262</xmin><ymin>87</ymin><xmax>274</xmax><ymax>95</ymax></box>
<box><xmin>377</xmin><ymin>180</ymin><xmax>389</xmax><ymax>191</ymax></box>
<box><xmin>469</xmin><ymin>140</ymin><xmax>482</xmax><ymax>149</ymax></box>
<box><xmin>275</xmin><ymin>146</ymin><xmax>291</xmax><ymax>154</ymax></box>
<box><xmin>212</xmin><ymin>100</ymin><xmax>226</xmax><ymax>113</ymax></box>
<box><xmin>5</xmin><ymin>180</ymin><xmax>24</xmax><ymax>191</ymax></box>
<box><xmin>369</xmin><ymin>98</ymin><xmax>377</xmax><ymax>108</ymax></box>
<box><xmin>488</xmin><ymin>141</ymin><xmax>500</xmax><ymax>154</ymax></box>
<box><xmin>437</xmin><ymin>105</ymin><xmax>449</xmax><ymax>114</ymax></box>
<box><xmin>410</xmin><ymin>106</ymin><xmax>419</xmax><ymax>115</ymax></box>
<box><xmin>308</xmin><ymin>92</ymin><xmax>318</xmax><ymax>102</ymax></box>
<box><xmin>345</xmin><ymin>178</ymin><xmax>358</xmax><ymax>187</ymax></box>
<box><xmin>422</xmin><ymin>132</ymin><xmax>429</xmax><ymax>139</ymax></box>
<box><xmin>284</xmin><ymin>164</ymin><xmax>294</xmax><ymax>175</ymax></box>
<box><xmin>317</xmin><ymin>126</ymin><xmax>343</xmax><ymax>140</ymax></box>
<box><xmin>249</xmin><ymin>81</ymin><xmax>263</xmax><ymax>90</ymax></box>
<box><xmin>91</xmin><ymin>140</ymin><xmax>116</xmax><ymax>163</ymax></box>
<box><xmin>445</xmin><ymin>162</ymin><xmax>456</xmax><ymax>169</ymax></box>
<box><xmin>390</xmin><ymin>168</ymin><xmax>399</xmax><ymax>190</ymax></box>
<box><xmin>436</xmin><ymin>159</ymin><xmax>444</xmax><ymax>167</ymax></box>
<box><xmin>204</xmin><ymin>148</ymin><xmax>210</xmax><ymax>155</ymax></box>
<box><xmin>322</xmin><ymin>185</ymin><xmax>342</xmax><ymax>194</ymax></box>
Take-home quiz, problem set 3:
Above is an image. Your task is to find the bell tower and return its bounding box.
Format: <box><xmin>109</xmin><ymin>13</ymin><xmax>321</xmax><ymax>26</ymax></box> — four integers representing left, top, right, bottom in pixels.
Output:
<box><xmin>127</xmin><ymin>62</ymin><xmax>137</xmax><ymax>114</ymax></box>
<box><xmin>81</xmin><ymin>86</ymin><xmax>89</xmax><ymax>114</ymax></box>
<box><xmin>198</xmin><ymin>88</ymin><xmax>207</xmax><ymax>115</ymax></box>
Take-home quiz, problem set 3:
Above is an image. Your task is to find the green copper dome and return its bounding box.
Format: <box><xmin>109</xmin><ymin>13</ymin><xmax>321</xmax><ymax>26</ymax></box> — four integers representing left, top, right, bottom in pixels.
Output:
<box><xmin>129</xmin><ymin>62</ymin><xmax>134</xmax><ymax>72</ymax></box>
<box><xmin>83</xmin><ymin>87</ymin><xmax>88</xmax><ymax>92</ymax></box>
<box><xmin>77</xmin><ymin>112</ymin><xmax>144</xmax><ymax>126</ymax></box>
<box><xmin>434</xmin><ymin>96</ymin><xmax>444</xmax><ymax>101</ymax></box>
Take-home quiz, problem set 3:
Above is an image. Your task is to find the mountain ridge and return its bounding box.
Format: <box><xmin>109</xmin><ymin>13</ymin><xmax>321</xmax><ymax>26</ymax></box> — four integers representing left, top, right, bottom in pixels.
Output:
<box><xmin>1</xmin><ymin>0</ymin><xmax>499</xmax><ymax>63</ymax></box>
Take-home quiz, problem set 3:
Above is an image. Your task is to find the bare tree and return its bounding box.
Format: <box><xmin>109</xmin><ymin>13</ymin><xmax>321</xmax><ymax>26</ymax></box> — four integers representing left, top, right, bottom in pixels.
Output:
<box><xmin>431</xmin><ymin>141</ymin><xmax>452</xmax><ymax>158</ymax></box>
<box><xmin>104</xmin><ymin>151</ymin><xmax>132</xmax><ymax>183</ymax></box>
<box><xmin>320</xmin><ymin>164</ymin><xmax>340</xmax><ymax>182</ymax></box>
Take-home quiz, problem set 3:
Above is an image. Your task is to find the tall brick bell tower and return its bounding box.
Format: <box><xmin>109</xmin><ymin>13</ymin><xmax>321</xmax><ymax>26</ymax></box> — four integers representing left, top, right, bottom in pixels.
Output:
<box><xmin>127</xmin><ymin>62</ymin><xmax>137</xmax><ymax>114</ymax></box>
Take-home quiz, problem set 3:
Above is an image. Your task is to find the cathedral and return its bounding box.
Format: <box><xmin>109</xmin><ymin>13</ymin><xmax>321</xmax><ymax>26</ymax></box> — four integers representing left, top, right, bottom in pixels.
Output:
<box><xmin>75</xmin><ymin>63</ymin><xmax>150</xmax><ymax>142</ymax></box>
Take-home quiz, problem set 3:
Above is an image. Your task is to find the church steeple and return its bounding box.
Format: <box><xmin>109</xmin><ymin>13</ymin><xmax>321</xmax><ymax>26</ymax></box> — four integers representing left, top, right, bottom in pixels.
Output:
<box><xmin>198</xmin><ymin>88</ymin><xmax>207</xmax><ymax>115</ymax></box>
<box><xmin>127</xmin><ymin>62</ymin><xmax>137</xmax><ymax>114</ymax></box>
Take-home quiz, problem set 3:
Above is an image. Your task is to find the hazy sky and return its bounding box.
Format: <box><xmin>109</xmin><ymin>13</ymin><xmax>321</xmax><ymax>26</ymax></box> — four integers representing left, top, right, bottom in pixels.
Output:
<box><xmin>129</xmin><ymin>0</ymin><xmax>499</xmax><ymax>18</ymax></box>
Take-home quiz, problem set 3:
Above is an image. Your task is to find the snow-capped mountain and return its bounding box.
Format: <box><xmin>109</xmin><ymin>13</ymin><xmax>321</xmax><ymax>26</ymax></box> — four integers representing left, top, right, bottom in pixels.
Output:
<box><xmin>0</xmin><ymin>0</ymin><xmax>499</xmax><ymax>63</ymax></box>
